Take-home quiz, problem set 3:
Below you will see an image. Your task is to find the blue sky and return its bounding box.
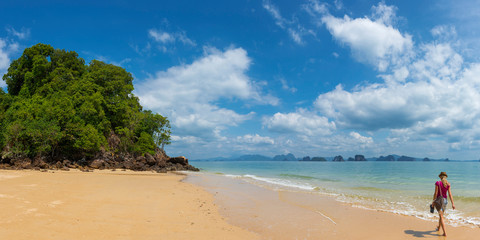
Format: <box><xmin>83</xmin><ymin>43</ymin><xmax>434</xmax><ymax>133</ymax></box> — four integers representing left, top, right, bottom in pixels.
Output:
<box><xmin>1</xmin><ymin>0</ymin><xmax>480</xmax><ymax>160</ymax></box>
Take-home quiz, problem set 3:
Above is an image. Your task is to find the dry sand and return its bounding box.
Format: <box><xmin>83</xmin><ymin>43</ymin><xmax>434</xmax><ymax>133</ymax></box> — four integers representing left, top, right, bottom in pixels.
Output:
<box><xmin>0</xmin><ymin>169</ymin><xmax>259</xmax><ymax>240</ymax></box>
<box><xmin>186</xmin><ymin>173</ymin><xmax>480</xmax><ymax>240</ymax></box>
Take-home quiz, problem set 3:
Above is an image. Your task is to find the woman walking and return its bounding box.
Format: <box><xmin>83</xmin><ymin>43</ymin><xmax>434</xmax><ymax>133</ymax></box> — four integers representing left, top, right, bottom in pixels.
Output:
<box><xmin>431</xmin><ymin>172</ymin><xmax>455</xmax><ymax>236</ymax></box>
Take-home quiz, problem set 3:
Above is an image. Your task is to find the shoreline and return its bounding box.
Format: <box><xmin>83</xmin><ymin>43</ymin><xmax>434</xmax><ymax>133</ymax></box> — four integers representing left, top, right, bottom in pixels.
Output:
<box><xmin>0</xmin><ymin>169</ymin><xmax>258</xmax><ymax>240</ymax></box>
<box><xmin>185</xmin><ymin>172</ymin><xmax>480</xmax><ymax>240</ymax></box>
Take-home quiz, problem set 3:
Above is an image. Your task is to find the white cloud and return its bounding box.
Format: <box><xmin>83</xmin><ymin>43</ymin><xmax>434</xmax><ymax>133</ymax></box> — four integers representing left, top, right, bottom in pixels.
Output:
<box><xmin>313</xmin><ymin>39</ymin><xmax>480</xmax><ymax>154</ymax></box>
<box><xmin>136</xmin><ymin>47</ymin><xmax>278</xmax><ymax>140</ymax></box>
<box><xmin>308</xmin><ymin>2</ymin><xmax>413</xmax><ymax>71</ymax></box>
<box><xmin>149</xmin><ymin>30</ymin><xmax>174</xmax><ymax>43</ymax></box>
<box><xmin>6</xmin><ymin>27</ymin><xmax>30</xmax><ymax>40</ymax></box>
<box><xmin>371</xmin><ymin>2</ymin><xmax>397</xmax><ymax>26</ymax></box>
<box><xmin>0</xmin><ymin>38</ymin><xmax>19</xmax><ymax>88</ymax></box>
<box><xmin>262</xmin><ymin>0</ymin><xmax>285</xmax><ymax>28</ymax></box>
<box><xmin>279</xmin><ymin>77</ymin><xmax>297</xmax><ymax>93</ymax></box>
<box><xmin>350</xmin><ymin>131</ymin><xmax>373</xmax><ymax>145</ymax></box>
<box><xmin>263</xmin><ymin>109</ymin><xmax>336</xmax><ymax>136</ymax></box>
<box><xmin>236</xmin><ymin>134</ymin><xmax>275</xmax><ymax>145</ymax></box>
<box><xmin>321</xmin><ymin>15</ymin><xmax>413</xmax><ymax>71</ymax></box>
<box><xmin>263</xmin><ymin>0</ymin><xmax>312</xmax><ymax>45</ymax></box>
<box><xmin>334</xmin><ymin>0</ymin><xmax>343</xmax><ymax>10</ymax></box>
<box><xmin>0</xmin><ymin>39</ymin><xmax>10</xmax><ymax>72</ymax></box>
<box><xmin>148</xmin><ymin>28</ymin><xmax>196</xmax><ymax>48</ymax></box>
<box><xmin>431</xmin><ymin>25</ymin><xmax>457</xmax><ymax>40</ymax></box>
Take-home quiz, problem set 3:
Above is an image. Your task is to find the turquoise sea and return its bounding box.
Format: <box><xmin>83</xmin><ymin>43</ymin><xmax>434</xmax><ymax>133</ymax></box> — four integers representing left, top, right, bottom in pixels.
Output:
<box><xmin>190</xmin><ymin>161</ymin><xmax>480</xmax><ymax>227</ymax></box>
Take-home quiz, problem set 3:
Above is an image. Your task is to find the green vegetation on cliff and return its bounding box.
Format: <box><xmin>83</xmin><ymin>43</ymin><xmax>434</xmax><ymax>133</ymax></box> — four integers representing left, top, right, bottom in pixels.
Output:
<box><xmin>0</xmin><ymin>43</ymin><xmax>171</xmax><ymax>161</ymax></box>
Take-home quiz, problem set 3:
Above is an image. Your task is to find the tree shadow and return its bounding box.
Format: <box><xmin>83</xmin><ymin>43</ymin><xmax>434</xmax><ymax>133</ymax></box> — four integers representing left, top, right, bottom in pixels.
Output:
<box><xmin>404</xmin><ymin>229</ymin><xmax>440</xmax><ymax>238</ymax></box>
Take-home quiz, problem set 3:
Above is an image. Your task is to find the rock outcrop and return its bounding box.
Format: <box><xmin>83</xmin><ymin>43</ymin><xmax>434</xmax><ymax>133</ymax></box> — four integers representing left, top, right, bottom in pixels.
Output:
<box><xmin>377</xmin><ymin>155</ymin><xmax>395</xmax><ymax>161</ymax></box>
<box><xmin>354</xmin><ymin>155</ymin><xmax>366</xmax><ymax>161</ymax></box>
<box><xmin>333</xmin><ymin>155</ymin><xmax>344</xmax><ymax>162</ymax></box>
<box><xmin>0</xmin><ymin>147</ymin><xmax>199</xmax><ymax>172</ymax></box>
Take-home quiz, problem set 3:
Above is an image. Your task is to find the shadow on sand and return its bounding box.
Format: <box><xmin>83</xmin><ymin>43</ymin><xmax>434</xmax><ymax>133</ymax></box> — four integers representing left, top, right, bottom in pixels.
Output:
<box><xmin>404</xmin><ymin>229</ymin><xmax>441</xmax><ymax>238</ymax></box>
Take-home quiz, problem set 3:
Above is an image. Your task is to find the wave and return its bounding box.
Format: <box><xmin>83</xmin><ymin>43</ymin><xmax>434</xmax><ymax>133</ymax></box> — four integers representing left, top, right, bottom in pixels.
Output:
<box><xmin>223</xmin><ymin>173</ymin><xmax>317</xmax><ymax>191</ymax></box>
<box><xmin>277</xmin><ymin>173</ymin><xmax>318</xmax><ymax>180</ymax></box>
<box><xmin>199</xmin><ymin>171</ymin><xmax>480</xmax><ymax>228</ymax></box>
<box><xmin>350</xmin><ymin>186</ymin><xmax>397</xmax><ymax>192</ymax></box>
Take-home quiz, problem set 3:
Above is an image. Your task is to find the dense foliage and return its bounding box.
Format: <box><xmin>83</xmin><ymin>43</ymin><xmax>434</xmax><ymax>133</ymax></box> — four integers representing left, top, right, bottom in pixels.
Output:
<box><xmin>0</xmin><ymin>43</ymin><xmax>170</xmax><ymax>161</ymax></box>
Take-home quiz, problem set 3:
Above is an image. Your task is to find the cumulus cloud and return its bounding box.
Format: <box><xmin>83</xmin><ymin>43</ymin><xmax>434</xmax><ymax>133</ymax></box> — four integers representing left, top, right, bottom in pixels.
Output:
<box><xmin>255</xmin><ymin>1</ymin><xmax>480</xmax><ymax>158</ymax></box>
<box><xmin>263</xmin><ymin>109</ymin><xmax>336</xmax><ymax>136</ymax></box>
<box><xmin>350</xmin><ymin>131</ymin><xmax>373</xmax><ymax>145</ymax></box>
<box><xmin>313</xmin><ymin>34</ymin><xmax>480</xmax><ymax>155</ymax></box>
<box><xmin>236</xmin><ymin>134</ymin><xmax>275</xmax><ymax>145</ymax></box>
<box><xmin>136</xmin><ymin>47</ymin><xmax>278</xmax><ymax>140</ymax></box>
<box><xmin>307</xmin><ymin>1</ymin><xmax>413</xmax><ymax>71</ymax></box>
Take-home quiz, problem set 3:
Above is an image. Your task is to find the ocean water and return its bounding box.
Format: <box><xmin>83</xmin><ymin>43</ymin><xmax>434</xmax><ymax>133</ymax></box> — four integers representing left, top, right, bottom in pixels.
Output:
<box><xmin>190</xmin><ymin>161</ymin><xmax>480</xmax><ymax>227</ymax></box>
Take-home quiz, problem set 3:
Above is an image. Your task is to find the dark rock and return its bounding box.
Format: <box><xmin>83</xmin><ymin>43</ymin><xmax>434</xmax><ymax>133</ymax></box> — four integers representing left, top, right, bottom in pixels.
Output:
<box><xmin>63</xmin><ymin>160</ymin><xmax>74</xmax><ymax>168</ymax></box>
<box><xmin>12</xmin><ymin>158</ymin><xmax>32</xmax><ymax>169</ymax></box>
<box><xmin>167</xmin><ymin>156</ymin><xmax>189</xmax><ymax>165</ymax></box>
<box><xmin>157</xmin><ymin>159</ymin><xmax>167</xmax><ymax>168</ymax></box>
<box><xmin>302</xmin><ymin>156</ymin><xmax>311</xmax><ymax>161</ymax></box>
<box><xmin>397</xmin><ymin>155</ymin><xmax>415</xmax><ymax>161</ymax></box>
<box><xmin>55</xmin><ymin>161</ymin><xmax>64</xmax><ymax>169</ymax></box>
<box><xmin>77</xmin><ymin>158</ymin><xmax>88</xmax><ymax>166</ymax></box>
<box><xmin>354</xmin><ymin>155</ymin><xmax>366</xmax><ymax>161</ymax></box>
<box><xmin>145</xmin><ymin>153</ymin><xmax>156</xmax><ymax>165</ymax></box>
<box><xmin>311</xmin><ymin>157</ymin><xmax>327</xmax><ymax>161</ymax></box>
<box><xmin>90</xmin><ymin>159</ymin><xmax>105</xmax><ymax>169</ymax></box>
<box><xmin>347</xmin><ymin>157</ymin><xmax>354</xmax><ymax>161</ymax></box>
<box><xmin>333</xmin><ymin>155</ymin><xmax>344</xmax><ymax>162</ymax></box>
<box><xmin>0</xmin><ymin>137</ymin><xmax>198</xmax><ymax>172</ymax></box>
<box><xmin>33</xmin><ymin>157</ymin><xmax>48</xmax><ymax>169</ymax></box>
<box><xmin>135</xmin><ymin>156</ymin><xmax>147</xmax><ymax>164</ymax></box>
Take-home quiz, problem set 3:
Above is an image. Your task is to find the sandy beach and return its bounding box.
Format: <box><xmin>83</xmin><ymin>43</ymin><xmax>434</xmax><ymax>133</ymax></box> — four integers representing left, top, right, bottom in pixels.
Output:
<box><xmin>0</xmin><ymin>170</ymin><xmax>258</xmax><ymax>240</ymax></box>
<box><xmin>2</xmin><ymin>169</ymin><xmax>479</xmax><ymax>240</ymax></box>
<box><xmin>186</xmin><ymin>173</ymin><xmax>480</xmax><ymax>240</ymax></box>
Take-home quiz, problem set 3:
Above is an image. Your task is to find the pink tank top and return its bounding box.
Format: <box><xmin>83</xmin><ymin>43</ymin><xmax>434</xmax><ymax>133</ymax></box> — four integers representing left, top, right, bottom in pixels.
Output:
<box><xmin>436</xmin><ymin>181</ymin><xmax>449</xmax><ymax>198</ymax></box>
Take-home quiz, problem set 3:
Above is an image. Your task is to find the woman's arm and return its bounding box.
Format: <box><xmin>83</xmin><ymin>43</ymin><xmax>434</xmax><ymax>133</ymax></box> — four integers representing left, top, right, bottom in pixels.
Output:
<box><xmin>432</xmin><ymin>185</ymin><xmax>438</xmax><ymax>205</ymax></box>
<box><xmin>448</xmin><ymin>187</ymin><xmax>455</xmax><ymax>210</ymax></box>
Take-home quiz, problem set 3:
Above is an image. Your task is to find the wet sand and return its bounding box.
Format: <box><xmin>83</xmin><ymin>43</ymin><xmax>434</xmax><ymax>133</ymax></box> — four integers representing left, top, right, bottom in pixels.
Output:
<box><xmin>186</xmin><ymin>173</ymin><xmax>480</xmax><ymax>240</ymax></box>
<box><xmin>0</xmin><ymin>170</ymin><xmax>258</xmax><ymax>240</ymax></box>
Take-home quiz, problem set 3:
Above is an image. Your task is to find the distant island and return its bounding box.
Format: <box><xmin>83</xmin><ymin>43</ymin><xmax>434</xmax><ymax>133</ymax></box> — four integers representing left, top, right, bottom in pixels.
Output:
<box><xmin>192</xmin><ymin>153</ymin><xmax>470</xmax><ymax>162</ymax></box>
<box><xmin>0</xmin><ymin>43</ymin><xmax>198</xmax><ymax>172</ymax></box>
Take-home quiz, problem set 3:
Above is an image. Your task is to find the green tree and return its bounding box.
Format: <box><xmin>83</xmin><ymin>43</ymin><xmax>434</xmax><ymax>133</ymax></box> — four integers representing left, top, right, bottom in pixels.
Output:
<box><xmin>0</xmin><ymin>43</ymin><xmax>171</xmax><ymax>161</ymax></box>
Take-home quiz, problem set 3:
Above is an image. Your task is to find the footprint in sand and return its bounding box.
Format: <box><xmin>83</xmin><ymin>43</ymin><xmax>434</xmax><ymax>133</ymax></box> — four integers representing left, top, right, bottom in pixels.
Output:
<box><xmin>48</xmin><ymin>200</ymin><xmax>64</xmax><ymax>208</ymax></box>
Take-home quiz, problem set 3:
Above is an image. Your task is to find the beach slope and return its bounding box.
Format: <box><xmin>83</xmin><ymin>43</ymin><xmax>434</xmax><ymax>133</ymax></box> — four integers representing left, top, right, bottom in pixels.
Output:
<box><xmin>0</xmin><ymin>170</ymin><xmax>258</xmax><ymax>240</ymax></box>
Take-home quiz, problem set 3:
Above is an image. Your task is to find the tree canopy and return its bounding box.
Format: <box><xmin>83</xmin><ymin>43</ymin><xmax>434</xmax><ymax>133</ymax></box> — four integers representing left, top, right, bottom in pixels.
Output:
<box><xmin>0</xmin><ymin>43</ymin><xmax>170</xmax><ymax>161</ymax></box>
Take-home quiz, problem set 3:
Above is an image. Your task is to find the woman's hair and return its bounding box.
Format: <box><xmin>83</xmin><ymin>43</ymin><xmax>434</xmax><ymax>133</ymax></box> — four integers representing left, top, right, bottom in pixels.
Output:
<box><xmin>440</xmin><ymin>176</ymin><xmax>449</xmax><ymax>188</ymax></box>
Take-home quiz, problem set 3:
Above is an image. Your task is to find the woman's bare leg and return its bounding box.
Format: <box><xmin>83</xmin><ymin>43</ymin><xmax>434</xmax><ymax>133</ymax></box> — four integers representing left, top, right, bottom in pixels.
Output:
<box><xmin>439</xmin><ymin>211</ymin><xmax>447</xmax><ymax>236</ymax></box>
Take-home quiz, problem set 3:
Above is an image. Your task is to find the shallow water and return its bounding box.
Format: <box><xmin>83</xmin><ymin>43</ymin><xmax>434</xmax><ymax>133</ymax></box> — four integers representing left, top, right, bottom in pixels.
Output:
<box><xmin>190</xmin><ymin>161</ymin><xmax>480</xmax><ymax>227</ymax></box>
